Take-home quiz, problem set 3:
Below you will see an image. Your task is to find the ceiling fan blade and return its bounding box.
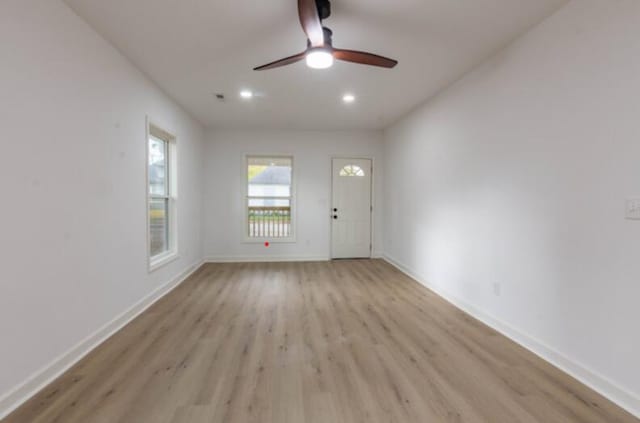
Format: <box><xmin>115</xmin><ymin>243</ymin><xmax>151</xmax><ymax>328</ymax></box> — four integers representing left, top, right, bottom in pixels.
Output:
<box><xmin>253</xmin><ymin>52</ymin><xmax>307</xmax><ymax>71</ymax></box>
<box><xmin>333</xmin><ymin>49</ymin><xmax>398</xmax><ymax>68</ymax></box>
<box><xmin>298</xmin><ymin>0</ymin><xmax>324</xmax><ymax>47</ymax></box>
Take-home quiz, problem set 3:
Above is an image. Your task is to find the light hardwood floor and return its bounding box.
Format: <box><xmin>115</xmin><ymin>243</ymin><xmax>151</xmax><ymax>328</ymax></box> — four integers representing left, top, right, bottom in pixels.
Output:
<box><xmin>3</xmin><ymin>260</ymin><xmax>638</xmax><ymax>423</ymax></box>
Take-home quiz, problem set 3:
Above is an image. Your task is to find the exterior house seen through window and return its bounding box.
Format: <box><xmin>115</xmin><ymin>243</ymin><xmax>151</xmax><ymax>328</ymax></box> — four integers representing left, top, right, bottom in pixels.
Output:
<box><xmin>247</xmin><ymin>156</ymin><xmax>293</xmax><ymax>239</ymax></box>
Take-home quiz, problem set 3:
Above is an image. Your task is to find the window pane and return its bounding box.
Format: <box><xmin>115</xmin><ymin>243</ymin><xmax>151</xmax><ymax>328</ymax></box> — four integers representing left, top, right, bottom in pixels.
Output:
<box><xmin>150</xmin><ymin>198</ymin><xmax>169</xmax><ymax>256</ymax></box>
<box><xmin>248</xmin><ymin>157</ymin><xmax>292</xmax><ymax>198</ymax></box>
<box><xmin>339</xmin><ymin>164</ymin><xmax>365</xmax><ymax>177</ymax></box>
<box><xmin>248</xmin><ymin>198</ymin><xmax>291</xmax><ymax>207</ymax></box>
<box><xmin>248</xmin><ymin>198</ymin><xmax>291</xmax><ymax>238</ymax></box>
<box><xmin>149</xmin><ymin>137</ymin><xmax>167</xmax><ymax>196</ymax></box>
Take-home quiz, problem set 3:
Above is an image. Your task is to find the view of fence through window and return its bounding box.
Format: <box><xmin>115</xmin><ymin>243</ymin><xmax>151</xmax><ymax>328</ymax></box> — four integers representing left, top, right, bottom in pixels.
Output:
<box><xmin>247</xmin><ymin>156</ymin><xmax>293</xmax><ymax>238</ymax></box>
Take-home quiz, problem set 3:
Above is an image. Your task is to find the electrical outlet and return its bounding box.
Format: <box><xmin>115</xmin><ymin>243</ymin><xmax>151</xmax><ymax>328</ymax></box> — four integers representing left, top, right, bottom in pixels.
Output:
<box><xmin>626</xmin><ymin>198</ymin><xmax>640</xmax><ymax>220</ymax></box>
<box><xmin>493</xmin><ymin>282</ymin><xmax>501</xmax><ymax>297</ymax></box>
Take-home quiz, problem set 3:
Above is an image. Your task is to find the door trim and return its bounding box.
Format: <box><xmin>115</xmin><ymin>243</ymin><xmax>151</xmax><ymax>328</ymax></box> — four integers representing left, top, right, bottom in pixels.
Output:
<box><xmin>330</xmin><ymin>156</ymin><xmax>375</xmax><ymax>259</ymax></box>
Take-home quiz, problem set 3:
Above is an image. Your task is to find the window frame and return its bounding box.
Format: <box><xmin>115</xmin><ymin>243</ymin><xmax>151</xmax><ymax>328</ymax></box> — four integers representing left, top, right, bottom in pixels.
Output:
<box><xmin>243</xmin><ymin>154</ymin><xmax>296</xmax><ymax>243</ymax></box>
<box><xmin>146</xmin><ymin>119</ymin><xmax>179</xmax><ymax>271</ymax></box>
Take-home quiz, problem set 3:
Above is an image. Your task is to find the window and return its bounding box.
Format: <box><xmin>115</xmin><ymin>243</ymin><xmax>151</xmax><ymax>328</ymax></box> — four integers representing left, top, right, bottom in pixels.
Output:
<box><xmin>339</xmin><ymin>164</ymin><xmax>365</xmax><ymax>177</ymax></box>
<box><xmin>246</xmin><ymin>156</ymin><xmax>293</xmax><ymax>240</ymax></box>
<box><xmin>147</xmin><ymin>123</ymin><xmax>177</xmax><ymax>269</ymax></box>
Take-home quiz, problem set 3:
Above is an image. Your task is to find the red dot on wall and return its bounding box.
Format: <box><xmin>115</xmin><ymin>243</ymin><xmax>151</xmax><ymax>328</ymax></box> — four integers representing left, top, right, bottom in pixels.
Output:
<box><xmin>264</xmin><ymin>242</ymin><xmax>270</xmax><ymax>247</ymax></box>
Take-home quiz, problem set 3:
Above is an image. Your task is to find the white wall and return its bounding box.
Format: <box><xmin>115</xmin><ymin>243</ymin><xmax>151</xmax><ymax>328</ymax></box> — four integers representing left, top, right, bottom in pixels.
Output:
<box><xmin>383</xmin><ymin>0</ymin><xmax>640</xmax><ymax>415</ymax></box>
<box><xmin>204</xmin><ymin>129</ymin><xmax>383</xmax><ymax>261</ymax></box>
<box><xmin>0</xmin><ymin>0</ymin><xmax>205</xmax><ymax>413</ymax></box>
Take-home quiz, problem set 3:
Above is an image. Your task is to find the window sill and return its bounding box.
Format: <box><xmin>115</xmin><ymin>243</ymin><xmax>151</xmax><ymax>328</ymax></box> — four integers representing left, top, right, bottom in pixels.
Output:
<box><xmin>149</xmin><ymin>251</ymin><xmax>179</xmax><ymax>272</ymax></box>
<box><xmin>242</xmin><ymin>237</ymin><xmax>297</xmax><ymax>244</ymax></box>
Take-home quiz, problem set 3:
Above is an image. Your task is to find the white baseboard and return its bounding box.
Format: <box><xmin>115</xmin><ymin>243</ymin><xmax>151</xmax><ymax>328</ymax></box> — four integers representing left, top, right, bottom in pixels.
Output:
<box><xmin>206</xmin><ymin>253</ymin><xmax>385</xmax><ymax>263</ymax></box>
<box><xmin>0</xmin><ymin>260</ymin><xmax>205</xmax><ymax>420</ymax></box>
<box><xmin>382</xmin><ymin>254</ymin><xmax>640</xmax><ymax>419</ymax></box>
<box><xmin>383</xmin><ymin>254</ymin><xmax>640</xmax><ymax>417</ymax></box>
<box><xmin>206</xmin><ymin>255</ymin><xmax>330</xmax><ymax>263</ymax></box>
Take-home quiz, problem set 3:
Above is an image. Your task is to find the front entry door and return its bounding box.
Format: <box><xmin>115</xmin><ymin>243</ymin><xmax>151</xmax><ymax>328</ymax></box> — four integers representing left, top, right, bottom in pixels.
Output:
<box><xmin>331</xmin><ymin>158</ymin><xmax>372</xmax><ymax>259</ymax></box>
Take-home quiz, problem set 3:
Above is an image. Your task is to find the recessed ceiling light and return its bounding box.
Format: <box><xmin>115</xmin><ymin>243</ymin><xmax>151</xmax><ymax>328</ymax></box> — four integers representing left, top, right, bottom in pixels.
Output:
<box><xmin>240</xmin><ymin>90</ymin><xmax>254</xmax><ymax>99</ymax></box>
<box><xmin>343</xmin><ymin>94</ymin><xmax>356</xmax><ymax>103</ymax></box>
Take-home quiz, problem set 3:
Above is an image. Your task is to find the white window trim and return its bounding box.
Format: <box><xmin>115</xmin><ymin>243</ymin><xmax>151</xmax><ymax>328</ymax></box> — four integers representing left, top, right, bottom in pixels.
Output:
<box><xmin>147</xmin><ymin>118</ymin><xmax>179</xmax><ymax>271</ymax></box>
<box><xmin>243</xmin><ymin>154</ymin><xmax>297</xmax><ymax>244</ymax></box>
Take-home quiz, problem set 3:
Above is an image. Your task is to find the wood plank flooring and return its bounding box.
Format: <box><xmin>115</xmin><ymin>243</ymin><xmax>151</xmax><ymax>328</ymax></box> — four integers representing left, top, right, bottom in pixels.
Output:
<box><xmin>3</xmin><ymin>260</ymin><xmax>638</xmax><ymax>423</ymax></box>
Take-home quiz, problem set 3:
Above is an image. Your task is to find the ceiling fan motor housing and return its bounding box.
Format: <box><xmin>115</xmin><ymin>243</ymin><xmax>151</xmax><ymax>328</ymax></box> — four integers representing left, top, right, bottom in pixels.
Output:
<box><xmin>306</xmin><ymin>27</ymin><xmax>333</xmax><ymax>48</ymax></box>
<box><xmin>323</xmin><ymin>27</ymin><xmax>333</xmax><ymax>46</ymax></box>
<box><xmin>317</xmin><ymin>0</ymin><xmax>331</xmax><ymax>20</ymax></box>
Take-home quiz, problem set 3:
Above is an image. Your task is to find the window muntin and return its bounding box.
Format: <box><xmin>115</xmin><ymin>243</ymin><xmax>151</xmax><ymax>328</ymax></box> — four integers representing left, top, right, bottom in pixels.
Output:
<box><xmin>339</xmin><ymin>164</ymin><xmax>365</xmax><ymax>177</ymax></box>
<box><xmin>148</xmin><ymin>126</ymin><xmax>176</xmax><ymax>265</ymax></box>
<box><xmin>247</xmin><ymin>156</ymin><xmax>293</xmax><ymax>239</ymax></box>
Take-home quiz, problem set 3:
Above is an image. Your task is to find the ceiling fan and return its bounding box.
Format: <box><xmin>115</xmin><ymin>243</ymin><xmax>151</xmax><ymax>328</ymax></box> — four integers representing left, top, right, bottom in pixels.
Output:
<box><xmin>254</xmin><ymin>0</ymin><xmax>398</xmax><ymax>71</ymax></box>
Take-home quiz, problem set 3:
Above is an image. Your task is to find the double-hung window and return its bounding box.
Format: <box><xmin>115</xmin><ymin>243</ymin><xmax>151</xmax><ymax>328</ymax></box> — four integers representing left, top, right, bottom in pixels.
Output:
<box><xmin>147</xmin><ymin>124</ymin><xmax>177</xmax><ymax>269</ymax></box>
<box><xmin>246</xmin><ymin>156</ymin><xmax>294</xmax><ymax>240</ymax></box>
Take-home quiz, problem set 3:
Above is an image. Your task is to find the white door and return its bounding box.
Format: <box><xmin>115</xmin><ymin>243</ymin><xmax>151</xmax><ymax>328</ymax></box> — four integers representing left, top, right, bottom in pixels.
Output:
<box><xmin>331</xmin><ymin>158</ymin><xmax>372</xmax><ymax>259</ymax></box>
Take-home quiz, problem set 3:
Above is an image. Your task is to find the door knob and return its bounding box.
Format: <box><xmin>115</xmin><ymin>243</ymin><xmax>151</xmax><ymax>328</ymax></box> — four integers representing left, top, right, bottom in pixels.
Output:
<box><xmin>333</xmin><ymin>215</ymin><xmax>338</xmax><ymax>219</ymax></box>
<box><xmin>333</xmin><ymin>208</ymin><xmax>338</xmax><ymax>212</ymax></box>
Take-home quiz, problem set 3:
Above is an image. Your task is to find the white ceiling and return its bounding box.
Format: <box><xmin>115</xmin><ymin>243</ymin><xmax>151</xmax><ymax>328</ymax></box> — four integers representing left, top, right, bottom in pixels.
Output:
<box><xmin>64</xmin><ymin>0</ymin><xmax>567</xmax><ymax>130</ymax></box>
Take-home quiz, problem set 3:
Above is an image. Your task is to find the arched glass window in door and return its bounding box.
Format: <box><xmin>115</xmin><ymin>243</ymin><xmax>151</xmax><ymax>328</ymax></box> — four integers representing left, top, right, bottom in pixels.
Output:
<box><xmin>339</xmin><ymin>164</ymin><xmax>365</xmax><ymax>177</ymax></box>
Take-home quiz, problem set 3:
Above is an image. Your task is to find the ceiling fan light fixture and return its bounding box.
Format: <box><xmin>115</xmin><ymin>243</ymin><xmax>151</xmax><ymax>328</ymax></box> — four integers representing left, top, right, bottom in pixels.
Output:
<box><xmin>305</xmin><ymin>48</ymin><xmax>334</xmax><ymax>69</ymax></box>
<box><xmin>252</xmin><ymin>0</ymin><xmax>397</xmax><ymax>71</ymax></box>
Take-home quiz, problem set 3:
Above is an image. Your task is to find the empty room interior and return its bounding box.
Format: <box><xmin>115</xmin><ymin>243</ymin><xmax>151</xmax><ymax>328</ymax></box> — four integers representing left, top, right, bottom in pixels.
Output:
<box><xmin>2</xmin><ymin>0</ymin><xmax>640</xmax><ymax>422</ymax></box>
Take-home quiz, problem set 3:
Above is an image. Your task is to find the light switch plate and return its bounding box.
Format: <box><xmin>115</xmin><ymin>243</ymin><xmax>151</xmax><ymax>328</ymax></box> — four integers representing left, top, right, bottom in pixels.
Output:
<box><xmin>626</xmin><ymin>198</ymin><xmax>640</xmax><ymax>220</ymax></box>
